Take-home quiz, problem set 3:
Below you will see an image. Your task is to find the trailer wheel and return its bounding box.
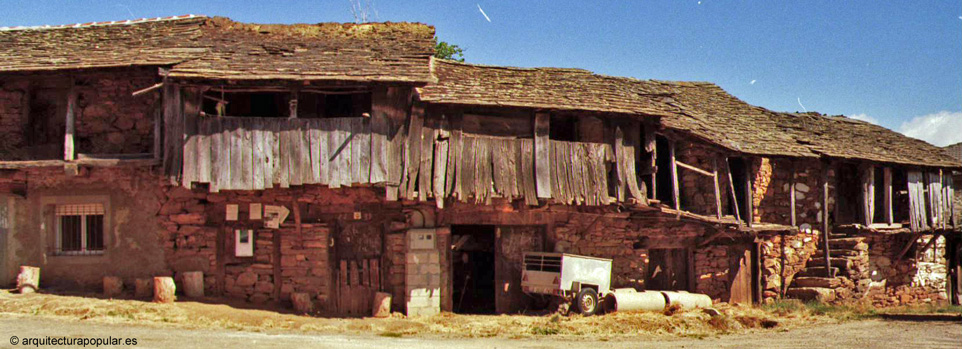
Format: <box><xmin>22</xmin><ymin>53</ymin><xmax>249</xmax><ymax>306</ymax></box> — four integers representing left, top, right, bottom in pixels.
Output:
<box><xmin>576</xmin><ymin>288</ymin><xmax>599</xmax><ymax>316</ymax></box>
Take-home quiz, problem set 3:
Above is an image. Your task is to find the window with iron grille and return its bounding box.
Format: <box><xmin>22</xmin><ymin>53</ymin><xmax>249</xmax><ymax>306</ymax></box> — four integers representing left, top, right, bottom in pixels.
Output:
<box><xmin>56</xmin><ymin>204</ymin><xmax>105</xmax><ymax>255</ymax></box>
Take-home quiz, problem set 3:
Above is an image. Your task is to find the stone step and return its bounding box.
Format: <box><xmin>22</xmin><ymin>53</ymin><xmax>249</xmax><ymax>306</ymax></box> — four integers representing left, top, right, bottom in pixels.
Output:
<box><xmin>786</xmin><ymin>287</ymin><xmax>837</xmax><ymax>302</ymax></box>
<box><xmin>813</xmin><ymin>250</ymin><xmax>862</xmax><ymax>258</ymax></box>
<box><xmin>798</xmin><ymin>266</ymin><xmax>840</xmax><ymax>278</ymax></box>
<box><xmin>826</xmin><ymin>237</ymin><xmax>867</xmax><ymax>249</ymax></box>
<box><xmin>807</xmin><ymin>257</ymin><xmax>854</xmax><ymax>269</ymax></box>
<box><xmin>792</xmin><ymin>277</ymin><xmax>843</xmax><ymax>288</ymax></box>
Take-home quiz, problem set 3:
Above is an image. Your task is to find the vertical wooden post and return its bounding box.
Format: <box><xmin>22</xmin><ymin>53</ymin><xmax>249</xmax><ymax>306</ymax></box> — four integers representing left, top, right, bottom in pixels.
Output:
<box><xmin>64</xmin><ymin>85</ymin><xmax>77</xmax><ymax>161</ymax></box>
<box><xmin>790</xmin><ymin>161</ymin><xmax>797</xmax><ymax>227</ymax></box>
<box><xmin>862</xmin><ymin>165</ymin><xmax>875</xmax><ymax>226</ymax></box>
<box><xmin>712</xmin><ymin>156</ymin><xmax>722</xmax><ymax>219</ymax></box>
<box><xmin>669</xmin><ymin>140</ymin><xmax>680</xmax><ymax>211</ymax></box>
<box><xmin>534</xmin><ymin>112</ymin><xmax>551</xmax><ymax>199</ymax></box>
<box><xmin>745</xmin><ymin>159</ymin><xmax>754</xmax><ymax>227</ymax></box>
<box><xmin>289</xmin><ymin>89</ymin><xmax>298</xmax><ymax>119</ymax></box>
<box><xmin>822</xmin><ymin>163</ymin><xmax>833</xmax><ymax>277</ymax></box>
<box><xmin>884</xmin><ymin>167</ymin><xmax>893</xmax><ymax>225</ymax></box>
<box><xmin>726</xmin><ymin>157</ymin><xmax>742</xmax><ymax>224</ymax></box>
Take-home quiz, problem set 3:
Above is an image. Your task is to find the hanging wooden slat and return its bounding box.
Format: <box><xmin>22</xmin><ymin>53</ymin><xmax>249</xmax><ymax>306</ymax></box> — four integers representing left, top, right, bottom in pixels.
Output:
<box><xmin>251</xmin><ymin>120</ymin><xmax>266</xmax><ymax>190</ymax></box>
<box><xmin>356</xmin><ymin>118</ymin><xmax>372</xmax><ymax>185</ymax></box>
<box><xmin>460</xmin><ymin>136</ymin><xmax>477</xmax><ymax>203</ymax></box>
<box><xmin>883</xmin><ymin>167</ymin><xmax>893</xmax><ymax>225</ymax></box>
<box><xmin>240</xmin><ymin>120</ymin><xmax>255</xmax><ymax>190</ymax></box>
<box><xmin>276</xmin><ymin>121</ymin><xmax>291</xmax><ymax>188</ymax></box>
<box><xmin>520</xmin><ymin>139</ymin><xmax>538</xmax><ymax>206</ymax></box>
<box><xmin>419</xmin><ymin>116</ymin><xmax>436</xmax><ymax>201</ymax></box>
<box><xmin>196</xmin><ymin>119</ymin><xmax>212</xmax><ymax>187</ymax></box>
<box><xmin>907</xmin><ymin>171</ymin><xmax>928</xmax><ymax>232</ymax></box>
<box><xmin>208</xmin><ymin>118</ymin><xmax>226</xmax><ymax>192</ymax></box>
<box><xmin>229</xmin><ymin>119</ymin><xmax>245</xmax><ymax>190</ymax></box>
<box><xmin>669</xmin><ymin>140</ymin><xmax>680</xmax><ymax>211</ymax></box>
<box><xmin>534</xmin><ymin>113</ymin><xmax>551</xmax><ymax>199</ymax></box>
<box><xmin>403</xmin><ymin>110</ymin><xmax>423</xmax><ymax>200</ymax></box>
<box><xmin>446</xmin><ymin>113</ymin><xmax>463</xmax><ymax>200</ymax></box>
<box><xmin>265</xmin><ymin>121</ymin><xmax>278</xmax><ymax>189</ymax></box>
<box><xmin>297</xmin><ymin>120</ymin><xmax>314</xmax><ymax>186</ymax></box>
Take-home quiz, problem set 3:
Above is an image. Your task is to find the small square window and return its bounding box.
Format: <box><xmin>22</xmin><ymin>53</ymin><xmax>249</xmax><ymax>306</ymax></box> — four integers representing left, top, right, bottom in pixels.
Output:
<box><xmin>56</xmin><ymin>204</ymin><xmax>105</xmax><ymax>255</ymax></box>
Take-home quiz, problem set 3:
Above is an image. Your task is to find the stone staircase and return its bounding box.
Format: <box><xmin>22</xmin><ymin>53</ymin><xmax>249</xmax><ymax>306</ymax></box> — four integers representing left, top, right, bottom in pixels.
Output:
<box><xmin>786</xmin><ymin>233</ymin><xmax>870</xmax><ymax>303</ymax></box>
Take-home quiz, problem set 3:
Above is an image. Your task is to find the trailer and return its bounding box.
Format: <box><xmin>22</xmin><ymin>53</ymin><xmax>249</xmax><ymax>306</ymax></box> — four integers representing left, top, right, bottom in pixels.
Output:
<box><xmin>521</xmin><ymin>252</ymin><xmax>612</xmax><ymax>315</ymax></box>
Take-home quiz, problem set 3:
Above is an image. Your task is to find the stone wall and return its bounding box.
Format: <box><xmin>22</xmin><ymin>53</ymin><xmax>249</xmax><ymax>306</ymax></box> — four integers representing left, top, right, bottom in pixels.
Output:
<box><xmin>753</xmin><ymin>158</ymin><xmax>828</xmax><ymax>228</ymax></box>
<box><xmin>757</xmin><ymin>230</ymin><xmax>821</xmax><ymax>302</ymax></box>
<box><xmin>676</xmin><ymin>141</ymin><xmax>731</xmax><ymax>217</ymax></box>
<box><xmin>860</xmin><ymin>232</ymin><xmax>949</xmax><ymax>306</ymax></box>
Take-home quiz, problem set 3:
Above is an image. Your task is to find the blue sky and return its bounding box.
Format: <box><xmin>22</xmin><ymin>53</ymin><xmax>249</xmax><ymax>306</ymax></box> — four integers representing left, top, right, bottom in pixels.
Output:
<box><xmin>3</xmin><ymin>1</ymin><xmax>961</xmax><ymax>145</ymax></box>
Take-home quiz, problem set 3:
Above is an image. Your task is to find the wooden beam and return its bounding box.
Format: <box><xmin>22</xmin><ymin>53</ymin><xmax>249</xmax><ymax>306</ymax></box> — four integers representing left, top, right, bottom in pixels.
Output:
<box><xmin>669</xmin><ymin>140</ymin><xmax>680</xmax><ymax>211</ymax></box>
<box><xmin>131</xmin><ymin>82</ymin><xmax>164</xmax><ymax>97</ymax></box>
<box><xmin>790</xmin><ymin>161</ymin><xmax>797</xmax><ymax>227</ymax></box>
<box><xmin>288</xmin><ymin>89</ymin><xmax>298</xmax><ymax>119</ymax></box>
<box><xmin>64</xmin><ymin>85</ymin><xmax>77</xmax><ymax>161</ymax></box>
<box><xmin>534</xmin><ymin>112</ymin><xmax>551</xmax><ymax>199</ymax></box>
<box><xmin>822</xmin><ymin>163</ymin><xmax>832</xmax><ymax>277</ymax></box>
<box><xmin>896</xmin><ymin>232</ymin><xmax>924</xmax><ymax>261</ymax></box>
<box><xmin>725</xmin><ymin>158</ymin><xmax>742</xmax><ymax>224</ymax></box>
<box><xmin>712</xmin><ymin>157</ymin><xmax>722</xmax><ymax>220</ymax></box>
<box><xmin>862</xmin><ymin>165</ymin><xmax>875</xmax><ymax>226</ymax></box>
<box><xmin>676</xmin><ymin>160</ymin><xmax>714</xmax><ymax>177</ymax></box>
<box><xmin>884</xmin><ymin>167</ymin><xmax>893</xmax><ymax>225</ymax></box>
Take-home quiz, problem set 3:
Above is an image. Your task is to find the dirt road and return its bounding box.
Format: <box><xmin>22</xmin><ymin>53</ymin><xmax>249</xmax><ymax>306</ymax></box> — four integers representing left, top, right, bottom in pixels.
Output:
<box><xmin>0</xmin><ymin>315</ymin><xmax>958</xmax><ymax>348</ymax></box>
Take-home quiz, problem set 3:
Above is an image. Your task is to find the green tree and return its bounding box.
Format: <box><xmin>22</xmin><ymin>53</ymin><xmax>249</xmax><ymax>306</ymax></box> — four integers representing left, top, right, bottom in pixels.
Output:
<box><xmin>434</xmin><ymin>41</ymin><xmax>465</xmax><ymax>62</ymax></box>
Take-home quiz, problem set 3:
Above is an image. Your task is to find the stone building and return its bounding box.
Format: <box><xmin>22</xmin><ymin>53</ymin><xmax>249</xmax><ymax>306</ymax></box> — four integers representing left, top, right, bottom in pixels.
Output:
<box><xmin>0</xmin><ymin>16</ymin><xmax>958</xmax><ymax>317</ymax></box>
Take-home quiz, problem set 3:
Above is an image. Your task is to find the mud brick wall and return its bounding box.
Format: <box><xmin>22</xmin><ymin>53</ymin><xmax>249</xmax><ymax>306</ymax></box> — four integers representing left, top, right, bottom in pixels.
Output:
<box><xmin>859</xmin><ymin>232</ymin><xmax>948</xmax><ymax>306</ymax></box>
<box><xmin>757</xmin><ymin>231</ymin><xmax>820</xmax><ymax>302</ymax></box>
<box><xmin>0</xmin><ymin>167</ymin><xmax>168</xmax><ymax>289</ymax></box>
<box><xmin>0</xmin><ymin>85</ymin><xmax>26</xmax><ymax>150</ymax></box>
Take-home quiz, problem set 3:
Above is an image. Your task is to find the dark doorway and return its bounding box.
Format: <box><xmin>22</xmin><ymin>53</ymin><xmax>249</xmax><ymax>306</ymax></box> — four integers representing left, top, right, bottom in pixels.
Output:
<box><xmin>836</xmin><ymin>163</ymin><xmax>862</xmax><ymax>225</ymax></box>
<box><xmin>451</xmin><ymin>225</ymin><xmax>497</xmax><ymax>314</ymax></box>
<box><xmin>728</xmin><ymin>158</ymin><xmax>750</xmax><ymax>223</ymax></box>
<box><xmin>655</xmin><ymin>135</ymin><xmax>674</xmax><ymax>205</ymax></box>
<box><xmin>26</xmin><ymin>88</ymin><xmax>67</xmax><ymax>159</ymax></box>
<box><xmin>647</xmin><ymin>248</ymin><xmax>690</xmax><ymax>291</ymax></box>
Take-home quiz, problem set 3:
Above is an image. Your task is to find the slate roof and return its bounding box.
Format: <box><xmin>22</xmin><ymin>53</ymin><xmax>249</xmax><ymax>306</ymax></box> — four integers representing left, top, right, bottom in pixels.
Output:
<box><xmin>653</xmin><ymin>81</ymin><xmax>819</xmax><ymax>158</ymax></box>
<box><xmin>0</xmin><ymin>16</ymin><xmax>436</xmax><ymax>83</ymax></box>
<box><xmin>417</xmin><ymin>59</ymin><xmax>677</xmax><ymax>117</ymax></box>
<box><xmin>944</xmin><ymin>142</ymin><xmax>962</xmax><ymax>164</ymax></box>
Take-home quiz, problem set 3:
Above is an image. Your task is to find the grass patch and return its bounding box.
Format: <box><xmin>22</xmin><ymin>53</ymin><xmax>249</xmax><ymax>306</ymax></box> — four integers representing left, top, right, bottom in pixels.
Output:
<box><xmin>378</xmin><ymin>331</ymin><xmax>404</xmax><ymax>338</ymax></box>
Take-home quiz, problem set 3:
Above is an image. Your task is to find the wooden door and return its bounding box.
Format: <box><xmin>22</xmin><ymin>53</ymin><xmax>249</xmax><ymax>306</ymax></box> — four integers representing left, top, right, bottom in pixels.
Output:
<box><xmin>495</xmin><ymin>226</ymin><xmax>543</xmax><ymax>314</ymax></box>
<box><xmin>647</xmin><ymin>249</ymin><xmax>690</xmax><ymax>291</ymax></box>
<box><xmin>334</xmin><ymin>222</ymin><xmax>382</xmax><ymax>316</ymax></box>
<box><xmin>728</xmin><ymin>245</ymin><xmax>754</xmax><ymax>304</ymax></box>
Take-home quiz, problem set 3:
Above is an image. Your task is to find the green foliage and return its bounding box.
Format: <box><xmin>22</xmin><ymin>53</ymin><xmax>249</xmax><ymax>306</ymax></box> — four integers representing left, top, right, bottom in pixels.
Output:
<box><xmin>434</xmin><ymin>41</ymin><xmax>465</xmax><ymax>62</ymax></box>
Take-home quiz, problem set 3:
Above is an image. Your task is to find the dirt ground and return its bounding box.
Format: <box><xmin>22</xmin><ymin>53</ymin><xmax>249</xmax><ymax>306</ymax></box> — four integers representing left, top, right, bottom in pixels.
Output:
<box><xmin>0</xmin><ymin>315</ymin><xmax>959</xmax><ymax>348</ymax></box>
<box><xmin>0</xmin><ymin>290</ymin><xmax>959</xmax><ymax>347</ymax></box>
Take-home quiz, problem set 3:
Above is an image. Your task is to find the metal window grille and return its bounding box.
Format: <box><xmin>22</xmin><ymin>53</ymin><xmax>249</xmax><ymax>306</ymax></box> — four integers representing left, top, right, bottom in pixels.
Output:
<box><xmin>56</xmin><ymin>204</ymin><xmax>105</xmax><ymax>255</ymax></box>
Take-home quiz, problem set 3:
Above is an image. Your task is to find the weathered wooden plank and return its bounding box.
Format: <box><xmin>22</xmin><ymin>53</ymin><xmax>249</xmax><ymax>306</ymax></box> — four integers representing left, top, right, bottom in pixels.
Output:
<box><xmin>299</xmin><ymin>120</ymin><xmax>314</xmax><ymax>185</ymax></box>
<box><xmin>861</xmin><ymin>165</ymin><xmax>875</xmax><ymax>226</ymax></box>
<box><xmin>403</xmin><ymin>109</ymin><xmax>424</xmax><ymax>200</ymax></box>
<box><xmin>288</xmin><ymin>120</ymin><xmax>304</xmax><ymax>187</ymax></box>
<box><xmin>357</xmin><ymin>118</ymin><xmax>372</xmax><ymax>184</ymax></box>
<box><xmin>65</xmin><ymin>86</ymin><xmax>77</xmax><ymax>162</ymax></box>
<box><xmin>350</xmin><ymin>118</ymin><xmax>362</xmax><ymax>184</ymax></box>
<box><xmin>476</xmin><ymin>137</ymin><xmax>492</xmax><ymax>204</ymax></box>
<box><xmin>434</xmin><ymin>115</ymin><xmax>451</xmax><ymax>207</ymax></box>
<box><xmin>713</xmin><ymin>157</ymin><xmax>723</xmax><ymax>220</ymax></box>
<box><xmin>197</xmin><ymin>118</ymin><xmax>212</xmax><ymax>186</ymax></box>
<box><xmin>242</xmin><ymin>120</ymin><xmax>256</xmax><ymax>190</ymax></box>
<box><xmin>613</xmin><ymin>126</ymin><xmax>626</xmax><ymax>202</ymax></box>
<box><xmin>624</xmin><ymin>122</ymin><xmax>644</xmax><ymax>201</ymax></box>
<box><xmin>744</xmin><ymin>158</ymin><xmax>753</xmax><ymax>227</ymax></box>
<box><xmin>447</xmin><ymin>113</ymin><xmax>463</xmax><ymax>200</ymax></box>
<box><xmin>315</xmin><ymin>119</ymin><xmax>330</xmax><ymax>186</ymax></box>
<box><xmin>162</xmin><ymin>84</ymin><xmax>183</xmax><ymax>179</ymax></box>
<box><xmin>726</xmin><ymin>158</ymin><xmax>741</xmax><ymax>223</ymax></box>
<box><xmin>251</xmin><ymin>120</ymin><xmax>265</xmax><ymax>190</ymax></box>
<box><xmin>276</xmin><ymin>121</ymin><xmax>291</xmax><ymax>188</ymax></box>
<box><xmin>534</xmin><ymin>113</ymin><xmax>551</xmax><ymax>199</ymax></box>
<box><xmin>326</xmin><ymin>119</ymin><xmax>343</xmax><ymax>188</ymax></box>
<box><xmin>520</xmin><ymin>139</ymin><xmax>538</xmax><ymax>206</ymax></box>
<box><xmin>927</xmin><ymin>171</ymin><xmax>943</xmax><ymax>227</ymax></box>
<box><xmin>460</xmin><ymin>136</ymin><xmax>477</xmax><ymax>202</ymax></box>
<box><xmin>419</xmin><ymin>115</ymin><xmax>436</xmax><ymax>201</ymax></box>
<box><xmin>907</xmin><ymin>170</ymin><xmax>927</xmax><ymax>232</ymax></box>
<box><xmin>339</xmin><ymin>118</ymin><xmax>354</xmax><ymax>187</ymax></box>
<box><xmin>307</xmin><ymin>119</ymin><xmax>322</xmax><ymax>184</ymax></box>
<box><xmin>264</xmin><ymin>121</ymin><xmax>277</xmax><ymax>189</ymax></box>
<box><xmin>209</xmin><ymin>118</ymin><xmax>226</xmax><ymax>192</ymax></box>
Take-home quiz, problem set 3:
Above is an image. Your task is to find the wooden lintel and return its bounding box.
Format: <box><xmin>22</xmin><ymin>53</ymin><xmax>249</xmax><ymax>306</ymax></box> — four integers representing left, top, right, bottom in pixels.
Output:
<box><xmin>675</xmin><ymin>160</ymin><xmax>714</xmax><ymax>177</ymax></box>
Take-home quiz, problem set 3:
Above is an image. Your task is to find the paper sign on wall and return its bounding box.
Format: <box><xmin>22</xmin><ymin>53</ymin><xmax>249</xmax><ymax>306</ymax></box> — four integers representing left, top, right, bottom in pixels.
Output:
<box><xmin>263</xmin><ymin>205</ymin><xmax>290</xmax><ymax>229</ymax></box>
<box><xmin>250</xmin><ymin>203</ymin><xmax>263</xmax><ymax>220</ymax></box>
<box><xmin>226</xmin><ymin>204</ymin><xmax>239</xmax><ymax>221</ymax></box>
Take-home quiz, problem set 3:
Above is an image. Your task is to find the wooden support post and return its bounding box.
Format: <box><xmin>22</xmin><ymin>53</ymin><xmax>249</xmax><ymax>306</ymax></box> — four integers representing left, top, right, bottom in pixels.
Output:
<box><xmin>862</xmin><ymin>165</ymin><xmax>875</xmax><ymax>226</ymax></box>
<box><xmin>534</xmin><ymin>112</ymin><xmax>551</xmax><ymax>199</ymax></box>
<box><xmin>745</xmin><ymin>159</ymin><xmax>753</xmax><ymax>227</ymax></box>
<box><xmin>669</xmin><ymin>140</ymin><xmax>680</xmax><ymax>211</ymax></box>
<box><xmin>289</xmin><ymin>89</ymin><xmax>298</xmax><ymax>119</ymax></box>
<box><xmin>64</xmin><ymin>85</ymin><xmax>77</xmax><ymax>161</ymax></box>
<box><xmin>790</xmin><ymin>161</ymin><xmax>797</xmax><ymax>227</ymax></box>
<box><xmin>726</xmin><ymin>158</ymin><xmax>741</xmax><ymax>224</ymax></box>
<box><xmin>712</xmin><ymin>156</ymin><xmax>722</xmax><ymax>219</ymax></box>
<box><xmin>884</xmin><ymin>167</ymin><xmax>893</xmax><ymax>225</ymax></box>
<box><xmin>822</xmin><ymin>164</ymin><xmax>832</xmax><ymax>277</ymax></box>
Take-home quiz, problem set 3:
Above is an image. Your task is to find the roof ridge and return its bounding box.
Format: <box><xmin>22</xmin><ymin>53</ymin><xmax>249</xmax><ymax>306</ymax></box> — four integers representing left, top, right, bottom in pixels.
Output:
<box><xmin>0</xmin><ymin>14</ymin><xmax>205</xmax><ymax>32</ymax></box>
